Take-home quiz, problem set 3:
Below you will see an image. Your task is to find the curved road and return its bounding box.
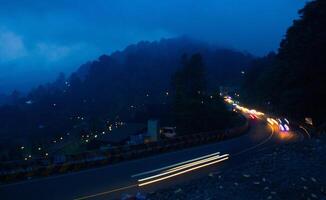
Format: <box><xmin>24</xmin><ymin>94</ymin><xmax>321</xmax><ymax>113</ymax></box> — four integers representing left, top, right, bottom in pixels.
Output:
<box><xmin>0</xmin><ymin>120</ymin><xmax>302</xmax><ymax>200</ymax></box>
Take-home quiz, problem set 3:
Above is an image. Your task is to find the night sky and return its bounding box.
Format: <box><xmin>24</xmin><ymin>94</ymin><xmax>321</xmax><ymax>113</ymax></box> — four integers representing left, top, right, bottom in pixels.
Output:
<box><xmin>0</xmin><ymin>0</ymin><xmax>306</xmax><ymax>93</ymax></box>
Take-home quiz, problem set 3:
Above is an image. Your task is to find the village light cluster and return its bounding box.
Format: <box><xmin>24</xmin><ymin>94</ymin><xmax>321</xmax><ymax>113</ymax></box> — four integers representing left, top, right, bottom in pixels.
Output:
<box><xmin>80</xmin><ymin>120</ymin><xmax>125</xmax><ymax>143</ymax></box>
<box><xmin>17</xmin><ymin>89</ymin><xmax>168</xmax><ymax>162</ymax></box>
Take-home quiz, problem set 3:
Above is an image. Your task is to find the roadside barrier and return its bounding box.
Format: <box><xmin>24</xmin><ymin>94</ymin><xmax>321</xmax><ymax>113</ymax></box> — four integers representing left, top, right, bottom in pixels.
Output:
<box><xmin>0</xmin><ymin>117</ymin><xmax>249</xmax><ymax>184</ymax></box>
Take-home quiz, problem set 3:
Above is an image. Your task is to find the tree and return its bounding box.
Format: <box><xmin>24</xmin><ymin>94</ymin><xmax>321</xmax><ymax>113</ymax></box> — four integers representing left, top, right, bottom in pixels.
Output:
<box><xmin>242</xmin><ymin>0</ymin><xmax>326</xmax><ymax>127</ymax></box>
<box><xmin>276</xmin><ymin>0</ymin><xmax>326</xmax><ymax>125</ymax></box>
<box><xmin>172</xmin><ymin>53</ymin><xmax>230</xmax><ymax>134</ymax></box>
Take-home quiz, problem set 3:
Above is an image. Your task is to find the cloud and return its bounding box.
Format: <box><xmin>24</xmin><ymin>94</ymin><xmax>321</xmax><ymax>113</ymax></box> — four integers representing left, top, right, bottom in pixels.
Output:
<box><xmin>36</xmin><ymin>43</ymin><xmax>71</xmax><ymax>62</ymax></box>
<box><xmin>35</xmin><ymin>43</ymin><xmax>86</xmax><ymax>63</ymax></box>
<box><xmin>0</xmin><ymin>27</ymin><xmax>98</xmax><ymax>68</ymax></box>
<box><xmin>0</xmin><ymin>28</ymin><xmax>80</xmax><ymax>65</ymax></box>
<box><xmin>0</xmin><ymin>0</ymin><xmax>307</xmax><ymax>93</ymax></box>
<box><xmin>0</xmin><ymin>28</ymin><xmax>27</xmax><ymax>62</ymax></box>
<box><xmin>0</xmin><ymin>27</ymin><xmax>101</xmax><ymax>93</ymax></box>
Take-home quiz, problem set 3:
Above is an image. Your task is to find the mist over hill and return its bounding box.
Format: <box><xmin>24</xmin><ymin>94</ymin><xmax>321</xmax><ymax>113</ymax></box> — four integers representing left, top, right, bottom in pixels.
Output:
<box><xmin>75</xmin><ymin>37</ymin><xmax>253</xmax><ymax>87</ymax></box>
<box><xmin>0</xmin><ymin>37</ymin><xmax>253</xmax><ymax>139</ymax></box>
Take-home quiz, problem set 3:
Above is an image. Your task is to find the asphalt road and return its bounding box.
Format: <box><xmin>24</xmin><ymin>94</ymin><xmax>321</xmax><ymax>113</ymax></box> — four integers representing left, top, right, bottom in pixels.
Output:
<box><xmin>0</xmin><ymin>120</ymin><xmax>302</xmax><ymax>200</ymax></box>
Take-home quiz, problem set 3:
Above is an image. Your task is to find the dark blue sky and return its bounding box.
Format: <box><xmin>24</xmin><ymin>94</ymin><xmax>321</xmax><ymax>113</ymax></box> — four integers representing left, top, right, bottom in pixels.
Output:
<box><xmin>0</xmin><ymin>0</ymin><xmax>307</xmax><ymax>93</ymax></box>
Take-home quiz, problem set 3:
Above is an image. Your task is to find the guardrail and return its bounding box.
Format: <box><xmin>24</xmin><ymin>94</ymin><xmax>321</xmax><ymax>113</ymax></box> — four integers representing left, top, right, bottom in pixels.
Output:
<box><xmin>0</xmin><ymin>118</ymin><xmax>249</xmax><ymax>184</ymax></box>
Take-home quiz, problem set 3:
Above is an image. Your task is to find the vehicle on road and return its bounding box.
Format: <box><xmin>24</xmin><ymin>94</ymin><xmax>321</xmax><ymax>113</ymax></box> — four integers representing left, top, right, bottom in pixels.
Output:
<box><xmin>160</xmin><ymin>127</ymin><xmax>177</xmax><ymax>138</ymax></box>
<box><xmin>278</xmin><ymin>118</ymin><xmax>290</xmax><ymax>132</ymax></box>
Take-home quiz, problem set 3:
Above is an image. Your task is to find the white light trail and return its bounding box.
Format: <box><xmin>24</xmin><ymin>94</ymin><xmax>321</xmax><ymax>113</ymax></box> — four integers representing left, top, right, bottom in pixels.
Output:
<box><xmin>138</xmin><ymin>154</ymin><xmax>228</xmax><ymax>182</ymax></box>
<box><xmin>131</xmin><ymin>152</ymin><xmax>220</xmax><ymax>178</ymax></box>
<box><xmin>138</xmin><ymin>157</ymin><xmax>229</xmax><ymax>187</ymax></box>
<box><xmin>165</xmin><ymin>154</ymin><xmax>229</xmax><ymax>173</ymax></box>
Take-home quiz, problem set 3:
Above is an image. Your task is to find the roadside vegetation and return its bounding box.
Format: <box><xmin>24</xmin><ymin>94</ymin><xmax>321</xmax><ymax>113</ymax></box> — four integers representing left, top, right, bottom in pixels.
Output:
<box><xmin>241</xmin><ymin>0</ymin><xmax>326</xmax><ymax>131</ymax></box>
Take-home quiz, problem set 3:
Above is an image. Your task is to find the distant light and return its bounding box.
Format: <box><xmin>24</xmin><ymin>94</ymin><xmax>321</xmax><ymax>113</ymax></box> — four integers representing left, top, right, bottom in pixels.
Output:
<box><xmin>60</xmin><ymin>137</ymin><xmax>63</xmax><ymax>140</ymax></box>
<box><xmin>102</xmin><ymin>131</ymin><xmax>105</xmax><ymax>135</ymax></box>
<box><xmin>53</xmin><ymin>103</ymin><xmax>56</xmax><ymax>107</ymax></box>
<box><xmin>210</xmin><ymin>96</ymin><xmax>213</xmax><ymax>99</ymax></box>
<box><xmin>38</xmin><ymin>147</ymin><xmax>42</xmax><ymax>151</ymax></box>
<box><xmin>284</xmin><ymin>124</ymin><xmax>290</xmax><ymax>131</ymax></box>
<box><xmin>241</xmin><ymin>71</ymin><xmax>245</xmax><ymax>74</ymax></box>
<box><xmin>20</xmin><ymin>146</ymin><xmax>25</xmax><ymax>150</ymax></box>
<box><xmin>28</xmin><ymin>154</ymin><xmax>32</xmax><ymax>158</ymax></box>
<box><xmin>45</xmin><ymin>153</ymin><xmax>49</xmax><ymax>156</ymax></box>
<box><xmin>166</xmin><ymin>91</ymin><xmax>169</xmax><ymax>96</ymax></box>
<box><xmin>85</xmin><ymin>139</ymin><xmax>89</xmax><ymax>143</ymax></box>
<box><xmin>267</xmin><ymin>118</ymin><xmax>274</xmax><ymax>125</ymax></box>
<box><xmin>24</xmin><ymin>157</ymin><xmax>28</xmax><ymax>161</ymax></box>
<box><xmin>94</xmin><ymin>134</ymin><xmax>98</xmax><ymax>138</ymax></box>
<box><xmin>25</xmin><ymin>100</ymin><xmax>33</xmax><ymax>105</ymax></box>
<box><xmin>270</xmin><ymin>118</ymin><xmax>279</xmax><ymax>125</ymax></box>
<box><xmin>284</xmin><ymin>118</ymin><xmax>290</xmax><ymax>124</ymax></box>
<box><xmin>305</xmin><ymin>117</ymin><xmax>313</xmax><ymax>126</ymax></box>
<box><xmin>224</xmin><ymin>98</ymin><xmax>234</xmax><ymax>104</ymax></box>
<box><xmin>279</xmin><ymin>124</ymin><xmax>285</xmax><ymax>131</ymax></box>
<box><xmin>53</xmin><ymin>140</ymin><xmax>57</xmax><ymax>143</ymax></box>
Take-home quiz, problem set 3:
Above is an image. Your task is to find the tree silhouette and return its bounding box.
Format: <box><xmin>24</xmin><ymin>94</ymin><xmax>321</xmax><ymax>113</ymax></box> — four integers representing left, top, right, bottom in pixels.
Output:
<box><xmin>172</xmin><ymin>54</ymin><xmax>229</xmax><ymax>134</ymax></box>
<box><xmin>242</xmin><ymin>0</ymin><xmax>326</xmax><ymax>127</ymax></box>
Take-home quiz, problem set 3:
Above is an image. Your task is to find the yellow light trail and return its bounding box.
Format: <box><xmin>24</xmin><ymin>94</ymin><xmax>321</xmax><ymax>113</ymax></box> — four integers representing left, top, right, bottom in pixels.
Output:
<box><xmin>138</xmin><ymin>157</ymin><xmax>229</xmax><ymax>187</ymax></box>
<box><xmin>131</xmin><ymin>152</ymin><xmax>220</xmax><ymax>178</ymax></box>
<box><xmin>138</xmin><ymin>154</ymin><xmax>228</xmax><ymax>182</ymax></box>
<box><xmin>165</xmin><ymin>154</ymin><xmax>229</xmax><ymax>173</ymax></box>
<box><xmin>74</xmin><ymin>184</ymin><xmax>137</xmax><ymax>200</ymax></box>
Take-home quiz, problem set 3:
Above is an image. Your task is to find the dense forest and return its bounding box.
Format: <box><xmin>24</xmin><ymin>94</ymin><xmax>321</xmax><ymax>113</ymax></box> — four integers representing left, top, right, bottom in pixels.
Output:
<box><xmin>242</xmin><ymin>0</ymin><xmax>326</xmax><ymax>128</ymax></box>
<box><xmin>172</xmin><ymin>54</ymin><xmax>231</xmax><ymax>134</ymax></box>
<box><xmin>0</xmin><ymin>37</ymin><xmax>253</xmax><ymax>141</ymax></box>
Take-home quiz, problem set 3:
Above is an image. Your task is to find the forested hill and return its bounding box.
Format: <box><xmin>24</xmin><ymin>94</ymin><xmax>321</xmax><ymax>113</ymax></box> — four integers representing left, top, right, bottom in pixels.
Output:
<box><xmin>74</xmin><ymin>37</ymin><xmax>253</xmax><ymax>88</ymax></box>
<box><xmin>28</xmin><ymin>37</ymin><xmax>253</xmax><ymax>119</ymax></box>
<box><xmin>66</xmin><ymin>37</ymin><xmax>252</xmax><ymax>117</ymax></box>
<box><xmin>0</xmin><ymin>37</ymin><xmax>253</xmax><ymax>138</ymax></box>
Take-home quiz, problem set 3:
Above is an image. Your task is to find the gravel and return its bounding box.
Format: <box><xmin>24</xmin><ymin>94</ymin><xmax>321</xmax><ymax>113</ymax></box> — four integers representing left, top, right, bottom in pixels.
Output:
<box><xmin>145</xmin><ymin>135</ymin><xmax>326</xmax><ymax>200</ymax></box>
